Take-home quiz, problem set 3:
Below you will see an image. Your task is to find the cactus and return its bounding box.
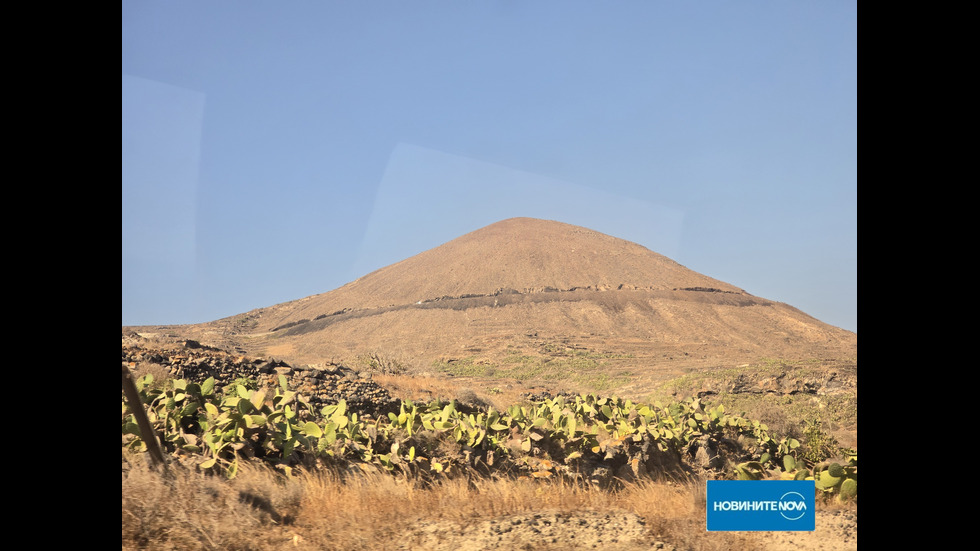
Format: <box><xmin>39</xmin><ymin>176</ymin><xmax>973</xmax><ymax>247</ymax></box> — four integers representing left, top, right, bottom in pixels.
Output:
<box><xmin>839</xmin><ymin>478</ymin><xmax>857</xmax><ymax>500</ymax></box>
<box><xmin>827</xmin><ymin>462</ymin><xmax>845</xmax><ymax>478</ymax></box>
<box><xmin>809</xmin><ymin>456</ymin><xmax>857</xmax><ymax>499</ymax></box>
<box><xmin>783</xmin><ymin>455</ymin><xmax>796</xmax><ymax>471</ymax></box>
<box><xmin>124</xmin><ymin>378</ymin><xmax>861</xmax><ymax>488</ymax></box>
<box><xmin>735</xmin><ymin>461</ymin><xmax>765</xmax><ymax>480</ymax></box>
<box><xmin>815</xmin><ymin>470</ymin><xmax>842</xmax><ymax>490</ymax></box>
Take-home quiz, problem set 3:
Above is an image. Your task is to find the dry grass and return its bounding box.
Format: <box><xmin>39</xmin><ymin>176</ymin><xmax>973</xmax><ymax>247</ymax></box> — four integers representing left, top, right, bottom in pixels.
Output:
<box><xmin>293</xmin><ymin>471</ymin><xmax>740</xmax><ymax>550</ymax></box>
<box><xmin>122</xmin><ymin>455</ymin><xmax>304</xmax><ymax>550</ymax></box>
<box><xmin>372</xmin><ymin>372</ymin><xmax>535</xmax><ymax>412</ymax></box>
<box><xmin>122</xmin><ymin>452</ymin><xmax>789</xmax><ymax>551</ymax></box>
<box><xmin>372</xmin><ymin>373</ymin><xmax>469</xmax><ymax>403</ymax></box>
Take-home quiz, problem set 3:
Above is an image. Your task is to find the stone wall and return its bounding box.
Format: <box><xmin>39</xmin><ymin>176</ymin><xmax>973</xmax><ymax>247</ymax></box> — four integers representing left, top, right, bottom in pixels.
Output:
<box><xmin>122</xmin><ymin>336</ymin><xmax>398</xmax><ymax>417</ymax></box>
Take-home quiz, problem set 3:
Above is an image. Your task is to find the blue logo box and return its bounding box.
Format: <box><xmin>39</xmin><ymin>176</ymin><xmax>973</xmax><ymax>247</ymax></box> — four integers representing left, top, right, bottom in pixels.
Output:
<box><xmin>706</xmin><ymin>480</ymin><xmax>816</xmax><ymax>531</ymax></box>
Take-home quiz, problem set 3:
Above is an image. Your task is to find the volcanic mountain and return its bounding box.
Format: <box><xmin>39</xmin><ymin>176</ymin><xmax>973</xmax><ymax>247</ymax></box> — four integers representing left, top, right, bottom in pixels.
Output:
<box><xmin>155</xmin><ymin>218</ymin><xmax>856</xmax><ymax>385</ymax></box>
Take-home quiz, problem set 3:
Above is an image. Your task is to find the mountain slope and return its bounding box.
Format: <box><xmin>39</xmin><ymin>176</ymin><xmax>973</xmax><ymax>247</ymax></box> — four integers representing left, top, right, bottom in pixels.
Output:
<box><xmin>264</xmin><ymin>217</ymin><xmax>744</xmax><ymax>321</ymax></box>
<box><xmin>136</xmin><ymin>218</ymin><xmax>856</xmax><ymax>385</ymax></box>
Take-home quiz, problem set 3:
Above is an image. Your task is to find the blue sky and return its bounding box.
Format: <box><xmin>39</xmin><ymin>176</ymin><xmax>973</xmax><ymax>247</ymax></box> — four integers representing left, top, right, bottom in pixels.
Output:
<box><xmin>122</xmin><ymin>2</ymin><xmax>857</xmax><ymax>333</ymax></box>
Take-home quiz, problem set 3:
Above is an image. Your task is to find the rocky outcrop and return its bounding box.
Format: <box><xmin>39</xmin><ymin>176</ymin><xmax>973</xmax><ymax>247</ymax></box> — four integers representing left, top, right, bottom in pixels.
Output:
<box><xmin>274</xmin><ymin>284</ymin><xmax>751</xmax><ymax>333</ymax></box>
<box><xmin>694</xmin><ymin>366</ymin><xmax>856</xmax><ymax>399</ymax></box>
<box><xmin>122</xmin><ymin>336</ymin><xmax>398</xmax><ymax>417</ymax></box>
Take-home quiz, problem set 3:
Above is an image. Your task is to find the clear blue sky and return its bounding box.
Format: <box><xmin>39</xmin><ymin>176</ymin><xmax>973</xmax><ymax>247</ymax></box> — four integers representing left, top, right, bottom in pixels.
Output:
<box><xmin>122</xmin><ymin>2</ymin><xmax>857</xmax><ymax>333</ymax></box>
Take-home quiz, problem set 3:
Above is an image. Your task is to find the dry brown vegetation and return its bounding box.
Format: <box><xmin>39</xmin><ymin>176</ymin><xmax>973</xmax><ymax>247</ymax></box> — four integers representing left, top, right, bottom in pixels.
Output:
<box><xmin>372</xmin><ymin>371</ymin><xmax>538</xmax><ymax>413</ymax></box>
<box><xmin>122</xmin><ymin>453</ymin><xmax>774</xmax><ymax>551</ymax></box>
<box><xmin>123</xmin><ymin>453</ymin><xmax>856</xmax><ymax>551</ymax></box>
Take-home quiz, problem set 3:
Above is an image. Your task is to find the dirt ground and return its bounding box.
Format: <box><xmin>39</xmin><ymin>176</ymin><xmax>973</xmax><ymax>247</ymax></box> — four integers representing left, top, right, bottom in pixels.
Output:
<box><xmin>747</xmin><ymin>507</ymin><xmax>857</xmax><ymax>551</ymax></box>
<box><xmin>390</xmin><ymin>506</ymin><xmax>856</xmax><ymax>550</ymax></box>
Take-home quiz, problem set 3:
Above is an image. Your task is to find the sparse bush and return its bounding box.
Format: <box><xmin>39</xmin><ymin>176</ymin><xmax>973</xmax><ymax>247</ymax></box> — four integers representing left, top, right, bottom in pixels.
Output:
<box><xmin>362</xmin><ymin>352</ymin><xmax>407</xmax><ymax>375</ymax></box>
<box><xmin>432</xmin><ymin>356</ymin><xmax>495</xmax><ymax>377</ymax></box>
<box><xmin>798</xmin><ymin>419</ymin><xmax>848</xmax><ymax>466</ymax></box>
<box><xmin>223</xmin><ymin>375</ymin><xmax>258</xmax><ymax>394</ymax></box>
<box><xmin>129</xmin><ymin>361</ymin><xmax>173</xmax><ymax>385</ymax></box>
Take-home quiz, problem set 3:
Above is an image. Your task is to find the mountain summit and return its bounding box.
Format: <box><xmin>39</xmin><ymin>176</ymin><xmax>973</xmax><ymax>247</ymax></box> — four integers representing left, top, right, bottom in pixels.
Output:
<box><xmin>150</xmin><ymin>218</ymin><xmax>856</xmax><ymax>380</ymax></box>
<box><xmin>282</xmin><ymin>217</ymin><xmax>742</xmax><ymax>315</ymax></box>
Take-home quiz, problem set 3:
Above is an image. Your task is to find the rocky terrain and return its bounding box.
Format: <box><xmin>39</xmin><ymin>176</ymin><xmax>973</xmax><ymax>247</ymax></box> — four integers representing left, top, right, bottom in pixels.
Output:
<box><xmin>123</xmin><ymin>333</ymin><xmax>399</xmax><ymax>418</ymax></box>
<box><xmin>393</xmin><ymin>507</ymin><xmax>857</xmax><ymax>551</ymax></box>
<box><xmin>397</xmin><ymin>509</ymin><xmax>658</xmax><ymax>550</ymax></box>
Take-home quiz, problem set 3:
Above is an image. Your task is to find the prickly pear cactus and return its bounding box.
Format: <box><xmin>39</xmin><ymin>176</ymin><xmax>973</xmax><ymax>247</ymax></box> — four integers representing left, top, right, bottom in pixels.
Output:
<box><xmin>810</xmin><ymin>455</ymin><xmax>857</xmax><ymax>501</ymax></box>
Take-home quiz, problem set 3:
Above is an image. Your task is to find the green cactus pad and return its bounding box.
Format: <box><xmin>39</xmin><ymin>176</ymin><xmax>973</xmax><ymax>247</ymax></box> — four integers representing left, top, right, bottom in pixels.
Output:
<box><xmin>816</xmin><ymin>470</ymin><xmax>842</xmax><ymax>490</ymax></box>
<box><xmin>783</xmin><ymin>455</ymin><xmax>796</xmax><ymax>471</ymax></box>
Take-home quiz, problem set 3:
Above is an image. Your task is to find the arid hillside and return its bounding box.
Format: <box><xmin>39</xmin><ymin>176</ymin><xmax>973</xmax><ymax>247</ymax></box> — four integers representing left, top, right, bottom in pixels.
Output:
<box><xmin>126</xmin><ymin>217</ymin><xmax>856</xmax><ymax>393</ymax></box>
<box><xmin>123</xmin><ymin>218</ymin><xmax>858</xmax><ymax>550</ymax></box>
